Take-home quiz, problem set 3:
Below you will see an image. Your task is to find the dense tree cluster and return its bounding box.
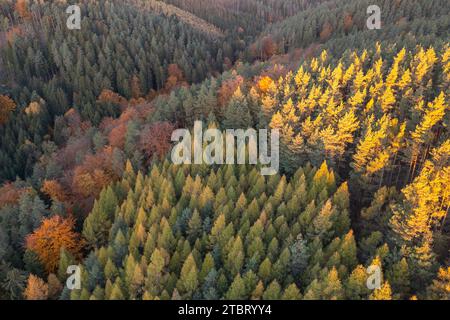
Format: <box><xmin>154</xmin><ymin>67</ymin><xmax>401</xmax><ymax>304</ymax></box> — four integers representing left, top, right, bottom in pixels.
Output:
<box><xmin>0</xmin><ymin>0</ymin><xmax>448</xmax><ymax>300</ymax></box>
<box><xmin>163</xmin><ymin>0</ymin><xmax>328</xmax><ymax>36</ymax></box>
<box><xmin>0</xmin><ymin>0</ymin><xmax>234</xmax><ymax>181</ymax></box>
<box><xmin>252</xmin><ymin>0</ymin><xmax>449</xmax><ymax>59</ymax></box>
<box><xmin>71</xmin><ymin>161</ymin><xmax>360</xmax><ymax>300</ymax></box>
<box><xmin>139</xmin><ymin>45</ymin><xmax>450</xmax><ymax>299</ymax></box>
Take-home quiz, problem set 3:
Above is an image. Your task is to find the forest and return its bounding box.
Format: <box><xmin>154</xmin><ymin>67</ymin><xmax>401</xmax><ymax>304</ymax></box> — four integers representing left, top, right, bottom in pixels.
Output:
<box><xmin>0</xmin><ymin>0</ymin><xmax>449</xmax><ymax>300</ymax></box>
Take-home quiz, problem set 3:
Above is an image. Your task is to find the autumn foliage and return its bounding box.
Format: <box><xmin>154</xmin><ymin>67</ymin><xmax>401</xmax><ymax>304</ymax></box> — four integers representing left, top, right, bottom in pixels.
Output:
<box><xmin>165</xmin><ymin>64</ymin><xmax>186</xmax><ymax>91</ymax></box>
<box><xmin>41</xmin><ymin>180</ymin><xmax>68</xmax><ymax>203</ymax></box>
<box><xmin>0</xmin><ymin>183</ymin><xmax>28</xmax><ymax>208</ymax></box>
<box><xmin>23</xmin><ymin>275</ymin><xmax>48</xmax><ymax>300</ymax></box>
<box><xmin>261</xmin><ymin>36</ymin><xmax>277</xmax><ymax>59</ymax></box>
<box><xmin>139</xmin><ymin>122</ymin><xmax>175</xmax><ymax>161</ymax></box>
<box><xmin>25</xmin><ymin>216</ymin><xmax>83</xmax><ymax>273</ymax></box>
<box><xmin>15</xmin><ymin>0</ymin><xmax>31</xmax><ymax>19</ymax></box>
<box><xmin>217</xmin><ymin>75</ymin><xmax>244</xmax><ymax>107</ymax></box>
<box><xmin>257</xmin><ymin>76</ymin><xmax>274</xmax><ymax>93</ymax></box>
<box><xmin>320</xmin><ymin>22</ymin><xmax>333</xmax><ymax>42</ymax></box>
<box><xmin>98</xmin><ymin>89</ymin><xmax>128</xmax><ymax>109</ymax></box>
<box><xmin>0</xmin><ymin>95</ymin><xmax>16</xmax><ymax>125</ymax></box>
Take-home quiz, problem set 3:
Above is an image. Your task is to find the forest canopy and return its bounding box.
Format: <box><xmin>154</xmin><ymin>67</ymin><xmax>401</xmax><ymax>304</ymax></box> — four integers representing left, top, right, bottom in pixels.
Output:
<box><xmin>0</xmin><ymin>0</ymin><xmax>448</xmax><ymax>301</ymax></box>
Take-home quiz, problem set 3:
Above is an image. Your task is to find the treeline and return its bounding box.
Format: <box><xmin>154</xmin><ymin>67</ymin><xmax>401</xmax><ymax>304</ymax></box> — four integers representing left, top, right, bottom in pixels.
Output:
<box><xmin>251</xmin><ymin>0</ymin><xmax>449</xmax><ymax>59</ymax></box>
<box><xmin>162</xmin><ymin>0</ymin><xmax>328</xmax><ymax>37</ymax></box>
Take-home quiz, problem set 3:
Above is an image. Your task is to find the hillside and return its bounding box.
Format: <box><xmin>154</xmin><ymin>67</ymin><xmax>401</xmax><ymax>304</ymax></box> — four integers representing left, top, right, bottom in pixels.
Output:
<box><xmin>0</xmin><ymin>0</ymin><xmax>449</xmax><ymax>302</ymax></box>
<box><xmin>251</xmin><ymin>0</ymin><xmax>449</xmax><ymax>58</ymax></box>
<box><xmin>134</xmin><ymin>0</ymin><xmax>225</xmax><ymax>39</ymax></box>
<box><xmin>162</xmin><ymin>0</ymin><xmax>329</xmax><ymax>36</ymax></box>
<box><xmin>0</xmin><ymin>0</ymin><xmax>235</xmax><ymax>182</ymax></box>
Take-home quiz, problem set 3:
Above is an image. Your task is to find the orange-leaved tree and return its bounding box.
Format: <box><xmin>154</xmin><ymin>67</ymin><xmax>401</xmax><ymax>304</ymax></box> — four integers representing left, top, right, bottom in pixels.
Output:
<box><xmin>26</xmin><ymin>216</ymin><xmax>84</xmax><ymax>273</ymax></box>
<box><xmin>0</xmin><ymin>94</ymin><xmax>16</xmax><ymax>125</ymax></box>
<box><xmin>23</xmin><ymin>274</ymin><xmax>48</xmax><ymax>300</ymax></box>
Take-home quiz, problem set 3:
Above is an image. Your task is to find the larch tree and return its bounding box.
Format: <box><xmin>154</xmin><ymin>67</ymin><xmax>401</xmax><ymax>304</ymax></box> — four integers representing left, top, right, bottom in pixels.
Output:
<box><xmin>24</xmin><ymin>275</ymin><xmax>48</xmax><ymax>300</ymax></box>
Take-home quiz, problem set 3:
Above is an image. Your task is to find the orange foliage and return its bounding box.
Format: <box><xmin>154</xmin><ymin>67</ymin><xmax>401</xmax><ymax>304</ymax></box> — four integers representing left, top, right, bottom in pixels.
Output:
<box><xmin>41</xmin><ymin>180</ymin><xmax>68</xmax><ymax>203</ymax></box>
<box><xmin>257</xmin><ymin>76</ymin><xmax>274</xmax><ymax>93</ymax></box>
<box><xmin>320</xmin><ymin>22</ymin><xmax>333</xmax><ymax>42</ymax></box>
<box><xmin>26</xmin><ymin>216</ymin><xmax>83</xmax><ymax>273</ymax></box>
<box><xmin>217</xmin><ymin>75</ymin><xmax>244</xmax><ymax>107</ymax></box>
<box><xmin>15</xmin><ymin>0</ymin><xmax>30</xmax><ymax>19</ymax></box>
<box><xmin>139</xmin><ymin>122</ymin><xmax>175</xmax><ymax>161</ymax></box>
<box><xmin>261</xmin><ymin>36</ymin><xmax>277</xmax><ymax>60</ymax></box>
<box><xmin>343</xmin><ymin>14</ymin><xmax>354</xmax><ymax>33</ymax></box>
<box><xmin>24</xmin><ymin>275</ymin><xmax>48</xmax><ymax>300</ymax></box>
<box><xmin>97</xmin><ymin>89</ymin><xmax>127</xmax><ymax>109</ymax></box>
<box><xmin>0</xmin><ymin>183</ymin><xmax>28</xmax><ymax>208</ymax></box>
<box><xmin>0</xmin><ymin>94</ymin><xmax>16</xmax><ymax>125</ymax></box>
<box><xmin>165</xmin><ymin>64</ymin><xmax>186</xmax><ymax>91</ymax></box>
<box><xmin>108</xmin><ymin>122</ymin><xmax>128</xmax><ymax>149</ymax></box>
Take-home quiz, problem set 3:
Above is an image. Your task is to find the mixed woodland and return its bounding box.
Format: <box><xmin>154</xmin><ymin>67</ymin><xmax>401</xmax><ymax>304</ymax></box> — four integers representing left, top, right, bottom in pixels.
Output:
<box><xmin>0</xmin><ymin>0</ymin><xmax>449</xmax><ymax>300</ymax></box>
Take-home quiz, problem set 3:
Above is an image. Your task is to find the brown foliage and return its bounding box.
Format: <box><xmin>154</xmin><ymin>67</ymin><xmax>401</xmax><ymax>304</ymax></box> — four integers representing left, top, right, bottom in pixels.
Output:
<box><xmin>261</xmin><ymin>36</ymin><xmax>277</xmax><ymax>59</ymax></box>
<box><xmin>131</xmin><ymin>75</ymin><xmax>142</xmax><ymax>99</ymax></box>
<box><xmin>108</xmin><ymin>122</ymin><xmax>128</xmax><ymax>149</ymax></box>
<box><xmin>0</xmin><ymin>183</ymin><xmax>28</xmax><ymax>208</ymax></box>
<box><xmin>72</xmin><ymin>167</ymin><xmax>112</xmax><ymax>198</ymax></box>
<box><xmin>15</xmin><ymin>0</ymin><xmax>30</xmax><ymax>19</ymax></box>
<box><xmin>320</xmin><ymin>22</ymin><xmax>333</xmax><ymax>42</ymax></box>
<box><xmin>97</xmin><ymin>89</ymin><xmax>128</xmax><ymax>109</ymax></box>
<box><xmin>343</xmin><ymin>14</ymin><xmax>354</xmax><ymax>33</ymax></box>
<box><xmin>63</xmin><ymin>108</ymin><xmax>91</xmax><ymax>135</ymax></box>
<box><xmin>0</xmin><ymin>94</ymin><xmax>16</xmax><ymax>125</ymax></box>
<box><xmin>217</xmin><ymin>75</ymin><xmax>244</xmax><ymax>107</ymax></box>
<box><xmin>26</xmin><ymin>216</ymin><xmax>83</xmax><ymax>273</ymax></box>
<box><xmin>41</xmin><ymin>180</ymin><xmax>68</xmax><ymax>203</ymax></box>
<box><xmin>165</xmin><ymin>64</ymin><xmax>186</xmax><ymax>91</ymax></box>
<box><xmin>47</xmin><ymin>274</ymin><xmax>63</xmax><ymax>300</ymax></box>
<box><xmin>71</xmin><ymin>146</ymin><xmax>121</xmax><ymax>200</ymax></box>
<box><xmin>140</xmin><ymin>122</ymin><xmax>175</xmax><ymax>161</ymax></box>
<box><xmin>6</xmin><ymin>26</ymin><xmax>23</xmax><ymax>43</ymax></box>
<box><xmin>140</xmin><ymin>0</ymin><xmax>224</xmax><ymax>39</ymax></box>
<box><xmin>24</xmin><ymin>275</ymin><xmax>48</xmax><ymax>300</ymax></box>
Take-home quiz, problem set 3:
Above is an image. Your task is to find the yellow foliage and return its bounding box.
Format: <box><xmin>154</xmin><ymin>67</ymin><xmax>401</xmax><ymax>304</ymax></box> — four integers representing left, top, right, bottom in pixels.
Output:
<box><xmin>258</xmin><ymin>76</ymin><xmax>274</xmax><ymax>93</ymax></box>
